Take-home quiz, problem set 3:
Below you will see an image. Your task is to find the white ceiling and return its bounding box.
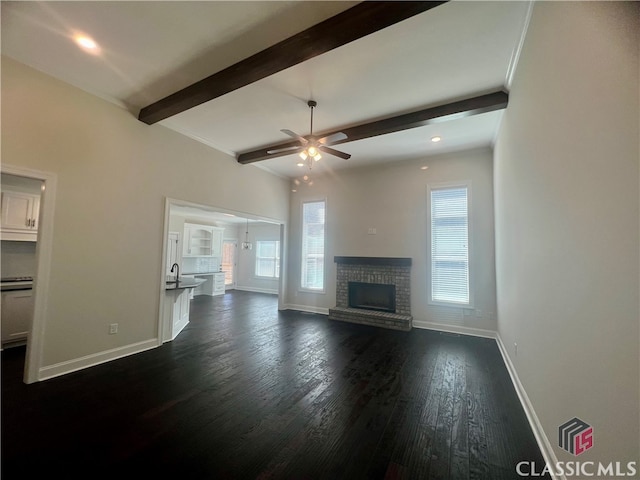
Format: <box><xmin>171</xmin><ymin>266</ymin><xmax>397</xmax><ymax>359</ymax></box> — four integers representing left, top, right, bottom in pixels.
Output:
<box><xmin>1</xmin><ymin>1</ymin><xmax>532</xmax><ymax>179</ymax></box>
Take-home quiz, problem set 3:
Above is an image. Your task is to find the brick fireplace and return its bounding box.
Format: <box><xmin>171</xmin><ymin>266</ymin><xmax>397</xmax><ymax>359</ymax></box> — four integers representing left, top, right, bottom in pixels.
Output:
<box><xmin>328</xmin><ymin>256</ymin><xmax>412</xmax><ymax>331</ymax></box>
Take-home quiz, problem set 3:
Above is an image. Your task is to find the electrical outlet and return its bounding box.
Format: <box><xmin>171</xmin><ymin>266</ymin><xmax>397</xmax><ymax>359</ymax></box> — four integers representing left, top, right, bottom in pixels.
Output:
<box><xmin>109</xmin><ymin>323</ymin><xmax>118</xmax><ymax>335</ymax></box>
<box><xmin>367</xmin><ymin>227</ymin><xmax>377</xmax><ymax>235</ymax></box>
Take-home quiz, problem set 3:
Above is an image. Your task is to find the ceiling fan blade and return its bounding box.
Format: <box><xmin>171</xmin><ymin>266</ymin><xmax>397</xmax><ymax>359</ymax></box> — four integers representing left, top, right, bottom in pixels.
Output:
<box><xmin>281</xmin><ymin>129</ymin><xmax>308</xmax><ymax>144</ymax></box>
<box><xmin>317</xmin><ymin>131</ymin><xmax>347</xmax><ymax>145</ymax></box>
<box><xmin>319</xmin><ymin>145</ymin><xmax>351</xmax><ymax>160</ymax></box>
<box><xmin>267</xmin><ymin>145</ymin><xmax>302</xmax><ymax>155</ymax></box>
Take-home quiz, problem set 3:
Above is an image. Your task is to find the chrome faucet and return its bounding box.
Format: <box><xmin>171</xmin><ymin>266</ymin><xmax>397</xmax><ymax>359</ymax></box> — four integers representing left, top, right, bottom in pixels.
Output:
<box><xmin>170</xmin><ymin>263</ymin><xmax>180</xmax><ymax>283</ymax></box>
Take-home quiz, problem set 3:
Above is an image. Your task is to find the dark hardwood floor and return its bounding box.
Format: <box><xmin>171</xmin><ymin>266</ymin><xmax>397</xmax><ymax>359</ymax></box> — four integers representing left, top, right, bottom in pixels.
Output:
<box><xmin>2</xmin><ymin>291</ymin><xmax>548</xmax><ymax>479</ymax></box>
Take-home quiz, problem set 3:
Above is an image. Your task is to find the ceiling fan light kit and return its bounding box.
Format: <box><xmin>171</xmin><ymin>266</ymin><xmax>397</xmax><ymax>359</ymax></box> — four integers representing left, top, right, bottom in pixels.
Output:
<box><xmin>271</xmin><ymin>100</ymin><xmax>351</xmax><ymax>171</ymax></box>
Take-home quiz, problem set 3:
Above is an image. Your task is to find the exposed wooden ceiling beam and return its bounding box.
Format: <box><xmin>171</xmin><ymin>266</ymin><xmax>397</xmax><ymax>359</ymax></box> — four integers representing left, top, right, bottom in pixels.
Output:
<box><xmin>236</xmin><ymin>90</ymin><xmax>509</xmax><ymax>164</ymax></box>
<box><xmin>138</xmin><ymin>1</ymin><xmax>447</xmax><ymax>125</ymax></box>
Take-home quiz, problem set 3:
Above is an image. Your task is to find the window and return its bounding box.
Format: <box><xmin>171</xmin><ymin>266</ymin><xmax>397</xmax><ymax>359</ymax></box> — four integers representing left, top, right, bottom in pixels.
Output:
<box><xmin>301</xmin><ymin>200</ymin><xmax>325</xmax><ymax>291</ymax></box>
<box><xmin>255</xmin><ymin>240</ymin><xmax>280</xmax><ymax>278</ymax></box>
<box><xmin>429</xmin><ymin>185</ymin><xmax>470</xmax><ymax>306</ymax></box>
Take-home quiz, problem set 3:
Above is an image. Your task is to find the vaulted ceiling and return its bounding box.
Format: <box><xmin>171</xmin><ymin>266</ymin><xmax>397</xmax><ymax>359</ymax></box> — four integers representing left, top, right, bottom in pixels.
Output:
<box><xmin>2</xmin><ymin>1</ymin><xmax>532</xmax><ymax>179</ymax></box>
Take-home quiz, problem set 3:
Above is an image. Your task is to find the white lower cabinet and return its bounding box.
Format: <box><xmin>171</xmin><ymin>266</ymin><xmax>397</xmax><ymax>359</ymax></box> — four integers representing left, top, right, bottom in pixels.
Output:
<box><xmin>1</xmin><ymin>289</ymin><xmax>33</xmax><ymax>345</ymax></box>
<box><xmin>192</xmin><ymin>272</ymin><xmax>226</xmax><ymax>296</ymax></box>
<box><xmin>163</xmin><ymin>288</ymin><xmax>192</xmax><ymax>342</ymax></box>
<box><xmin>213</xmin><ymin>273</ymin><xmax>225</xmax><ymax>295</ymax></box>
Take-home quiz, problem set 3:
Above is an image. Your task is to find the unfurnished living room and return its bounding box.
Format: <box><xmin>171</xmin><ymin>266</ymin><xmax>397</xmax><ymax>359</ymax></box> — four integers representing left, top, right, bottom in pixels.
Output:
<box><xmin>1</xmin><ymin>2</ymin><xmax>638</xmax><ymax>479</ymax></box>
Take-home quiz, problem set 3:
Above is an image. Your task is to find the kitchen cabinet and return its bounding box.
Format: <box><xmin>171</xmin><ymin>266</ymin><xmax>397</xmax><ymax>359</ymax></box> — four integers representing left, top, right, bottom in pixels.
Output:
<box><xmin>213</xmin><ymin>272</ymin><xmax>225</xmax><ymax>295</ymax></box>
<box><xmin>1</xmin><ymin>289</ymin><xmax>33</xmax><ymax>345</ymax></box>
<box><xmin>183</xmin><ymin>224</ymin><xmax>211</xmax><ymax>257</ymax></box>
<box><xmin>1</xmin><ymin>190</ymin><xmax>40</xmax><ymax>241</ymax></box>
<box><xmin>163</xmin><ymin>278</ymin><xmax>205</xmax><ymax>342</ymax></box>
<box><xmin>183</xmin><ymin>223</ymin><xmax>224</xmax><ymax>257</ymax></box>
<box><xmin>163</xmin><ymin>288</ymin><xmax>191</xmax><ymax>342</ymax></box>
<box><xmin>211</xmin><ymin>228</ymin><xmax>223</xmax><ymax>257</ymax></box>
<box><xmin>191</xmin><ymin>272</ymin><xmax>225</xmax><ymax>296</ymax></box>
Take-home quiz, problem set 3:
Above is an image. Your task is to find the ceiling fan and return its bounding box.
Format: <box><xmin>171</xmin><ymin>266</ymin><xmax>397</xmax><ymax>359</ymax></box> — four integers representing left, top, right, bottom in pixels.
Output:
<box><xmin>267</xmin><ymin>100</ymin><xmax>351</xmax><ymax>168</ymax></box>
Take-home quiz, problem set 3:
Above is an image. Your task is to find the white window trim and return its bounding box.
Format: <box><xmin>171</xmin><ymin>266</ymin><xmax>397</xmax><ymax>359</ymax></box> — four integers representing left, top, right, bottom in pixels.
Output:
<box><xmin>254</xmin><ymin>238</ymin><xmax>280</xmax><ymax>279</ymax></box>
<box><xmin>426</xmin><ymin>181</ymin><xmax>474</xmax><ymax>309</ymax></box>
<box><xmin>299</xmin><ymin>198</ymin><xmax>327</xmax><ymax>294</ymax></box>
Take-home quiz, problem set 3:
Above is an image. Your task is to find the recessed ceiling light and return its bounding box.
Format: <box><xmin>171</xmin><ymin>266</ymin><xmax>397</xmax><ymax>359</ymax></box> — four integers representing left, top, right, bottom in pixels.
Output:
<box><xmin>223</xmin><ymin>213</ymin><xmax>236</xmax><ymax>217</ymax></box>
<box><xmin>431</xmin><ymin>136</ymin><xmax>442</xmax><ymax>143</ymax></box>
<box><xmin>421</xmin><ymin>166</ymin><xmax>429</xmax><ymax>170</ymax></box>
<box><xmin>291</xmin><ymin>189</ymin><xmax>297</xmax><ymax>193</ymax></box>
<box><xmin>73</xmin><ymin>33</ymin><xmax>100</xmax><ymax>54</ymax></box>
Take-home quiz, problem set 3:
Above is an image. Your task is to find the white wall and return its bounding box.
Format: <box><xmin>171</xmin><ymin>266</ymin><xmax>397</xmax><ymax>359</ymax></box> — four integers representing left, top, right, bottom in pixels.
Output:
<box><xmin>1</xmin><ymin>57</ymin><xmax>289</xmax><ymax>371</ymax></box>
<box><xmin>2</xmin><ymin>173</ymin><xmax>43</xmax><ymax>195</ymax></box>
<box><xmin>287</xmin><ymin>147</ymin><xmax>497</xmax><ymax>332</ymax></box>
<box><xmin>1</xmin><ymin>241</ymin><xmax>37</xmax><ymax>278</ymax></box>
<box><xmin>494</xmin><ymin>1</ymin><xmax>639</xmax><ymax>467</ymax></box>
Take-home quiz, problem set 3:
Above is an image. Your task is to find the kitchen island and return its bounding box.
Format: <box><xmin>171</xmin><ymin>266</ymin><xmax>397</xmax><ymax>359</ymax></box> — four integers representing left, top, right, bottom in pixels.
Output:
<box><xmin>163</xmin><ymin>277</ymin><xmax>205</xmax><ymax>342</ymax></box>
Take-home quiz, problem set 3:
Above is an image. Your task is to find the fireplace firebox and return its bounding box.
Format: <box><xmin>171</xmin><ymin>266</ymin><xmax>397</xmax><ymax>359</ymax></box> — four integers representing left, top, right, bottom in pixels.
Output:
<box><xmin>348</xmin><ymin>282</ymin><xmax>396</xmax><ymax>313</ymax></box>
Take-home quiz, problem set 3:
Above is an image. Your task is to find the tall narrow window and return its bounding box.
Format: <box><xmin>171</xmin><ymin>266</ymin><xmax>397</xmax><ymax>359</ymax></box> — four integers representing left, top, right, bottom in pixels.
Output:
<box><xmin>255</xmin><ymin>240</ymin><xmax>280</xmax><ymax>278</ymax></box>
<box><xmin>430</xmin><ymin>185</ymin><xmax>470</xmax><ymax>306</ymax></box>
<box><xmin>301</xmin><ymin>200</ymin><xmax>325</xmax><ymax>291</ymax></box>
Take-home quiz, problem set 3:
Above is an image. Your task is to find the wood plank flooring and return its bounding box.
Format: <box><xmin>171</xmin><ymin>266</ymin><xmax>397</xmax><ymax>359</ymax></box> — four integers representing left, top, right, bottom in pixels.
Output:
<box><xmin>1</xmin><ymin>291</ymin><xmax>549</xmax><ymax>479</ymax></box>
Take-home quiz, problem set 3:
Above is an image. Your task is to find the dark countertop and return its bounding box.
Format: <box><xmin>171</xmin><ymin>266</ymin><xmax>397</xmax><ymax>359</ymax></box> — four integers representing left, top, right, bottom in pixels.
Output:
<box><xmin>165</xmin><ymin>277</ymin><xmax>207</xmax><ymax>291</ymax></box>
<box><xmin>1</xmin><ymin>277</ymin><xmax>34</xmax><ymax>291</ymax></box>
<box><xmin>182</xmin><ymin>271</ymin><xmax>224</xmax><ymax>276</ymax></box>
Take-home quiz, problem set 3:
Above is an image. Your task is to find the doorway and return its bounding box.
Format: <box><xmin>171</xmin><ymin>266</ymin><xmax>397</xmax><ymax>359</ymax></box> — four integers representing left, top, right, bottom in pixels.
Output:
<box><xmin>159</xmin><ymin>198</ymin><xmax>287</xmax><ymax>343</ymax></box>
<box><xmin>0</xmin><ymin>164</ymin><xmax>57</xmax><ymax>384</ymax></box>
<box><xmin>222</xmin><ymin>240</ymin><xmax>237</xmax><ymax>290</ymax></box>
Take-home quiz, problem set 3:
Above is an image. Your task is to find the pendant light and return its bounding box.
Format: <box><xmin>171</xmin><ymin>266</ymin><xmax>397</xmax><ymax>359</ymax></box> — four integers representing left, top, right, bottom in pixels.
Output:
<box><xmin>242</xmin><ymin>219</ymin><xmax>252</xmax><ymax>250</ymax></box>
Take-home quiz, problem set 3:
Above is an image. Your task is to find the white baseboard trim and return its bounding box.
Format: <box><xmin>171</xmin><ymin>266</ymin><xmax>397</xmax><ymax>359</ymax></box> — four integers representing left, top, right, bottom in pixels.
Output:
<box><xmin>413</xmin><ymin>319</ymin><xmax>497</xmax><ymax>339</ymax></box>
<box><xmin>38</xmin><ymin>338</ymin><xmax>158</xmax><ymax>382</ymax></box>
<box><xmin>495</xmin><ymin>333</ymin><xmax>563</xmax><ymax>480</ymax></box>
<box><xmin>234</xmin><ymin>286</ymin><xmax>278</xmax><ymax>295</ymax></box>
<box><xmin>284</xmin><ymin>303</ymin><xmax>329</xmax><ymax>316</ymax></box>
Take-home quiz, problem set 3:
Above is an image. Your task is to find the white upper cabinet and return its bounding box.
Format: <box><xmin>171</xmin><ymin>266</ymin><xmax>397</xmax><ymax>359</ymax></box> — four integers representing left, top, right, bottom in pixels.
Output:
<box><xmin>183</xmin><ymin>223</ymin><xmax>224</xmax><ymax>257</ymax></box>
<box><xmin>211</xmin><ymin>228</ymin><xmax>223</xmax><ymax>257</ymax></box>
<box><xmin>1</xmin><ymin>190</ymin><xmax>40</xmax><ymax>241</ymax></box>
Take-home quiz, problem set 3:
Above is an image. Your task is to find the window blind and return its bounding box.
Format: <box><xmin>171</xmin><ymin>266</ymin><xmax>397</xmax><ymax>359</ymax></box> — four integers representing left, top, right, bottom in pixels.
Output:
<box><xmin>430</xmin><ymin>186</ymin><xmax>470</xmax><ymax>305</ymax></box>
<box><xmin>301</xmin><ymin>201</ymin><xmax>325</xmax><ymax>290</ymax></box>
<box><xmin>255</xmin><ymin>240</ymin><xmax>280</xmax><ymax>278</ymax></box>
